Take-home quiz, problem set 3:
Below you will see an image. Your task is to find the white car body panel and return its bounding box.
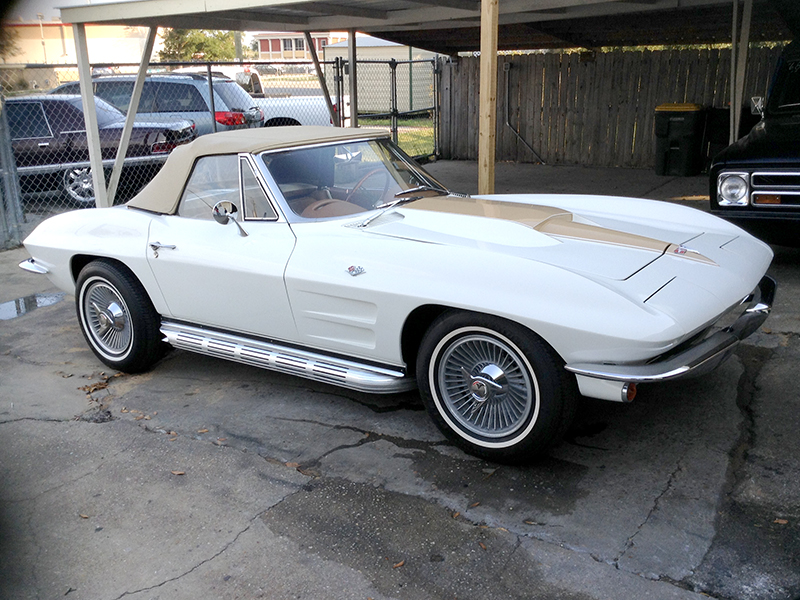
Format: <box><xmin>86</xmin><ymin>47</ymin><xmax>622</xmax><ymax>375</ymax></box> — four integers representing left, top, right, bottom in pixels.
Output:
<box><xmin>20</xmin><ymin>127</ymin><xmax>774</xmax><ymax>413</ymax></box>
<box><xmin>23</xmin><ymin>192</ymin><xmax>772</xmax><ymax>373</ymax></box>
<box><xmin>145</xmin><ymin>215</ymin><xmax>299</xmax><ymax>342</ymax></box>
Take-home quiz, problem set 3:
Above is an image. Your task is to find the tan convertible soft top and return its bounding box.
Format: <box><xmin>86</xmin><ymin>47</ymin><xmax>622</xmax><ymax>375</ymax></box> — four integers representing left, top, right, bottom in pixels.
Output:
<box><xmin>127</xmin><ymin>126</ymin><xmax>389</xmax><ymax>215</ymax></box>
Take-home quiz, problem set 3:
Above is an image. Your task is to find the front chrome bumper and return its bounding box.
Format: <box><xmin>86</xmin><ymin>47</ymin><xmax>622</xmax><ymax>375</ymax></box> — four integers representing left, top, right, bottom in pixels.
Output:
<box><xmin>566</xmin><ymin>275</ymin><xmax>776</xmax><ymax>384</ymax></box>
<box><xmin>19</xmin><ymin>258</ymin><xmax>49</xmax><ymax>274</ymax></box>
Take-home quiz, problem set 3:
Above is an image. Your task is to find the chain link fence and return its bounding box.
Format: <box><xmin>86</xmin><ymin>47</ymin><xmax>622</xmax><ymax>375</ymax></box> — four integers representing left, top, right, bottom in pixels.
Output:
<box><xmin>0</xmin><ymin>59</ymin><xmax>438</xmax><ymax>248</ymax></box>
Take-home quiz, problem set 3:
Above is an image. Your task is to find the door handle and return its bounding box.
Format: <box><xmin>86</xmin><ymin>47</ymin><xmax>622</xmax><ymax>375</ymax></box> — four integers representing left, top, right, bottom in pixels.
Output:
<box><xmin>150</xmin><ymin>242</ymin><xmax>176</xmax><ymax>258</ymax></box>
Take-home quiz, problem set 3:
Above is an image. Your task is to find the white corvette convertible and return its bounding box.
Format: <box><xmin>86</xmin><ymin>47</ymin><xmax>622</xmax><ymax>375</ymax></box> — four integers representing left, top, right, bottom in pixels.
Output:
<box><xmin>20</xmin><ymin>126</ymin><xmax>775</xmax><ymax>462</ymax></box>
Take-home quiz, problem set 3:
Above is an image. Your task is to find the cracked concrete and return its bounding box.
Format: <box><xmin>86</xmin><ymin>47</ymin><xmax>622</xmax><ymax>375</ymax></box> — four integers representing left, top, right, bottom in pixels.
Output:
<box><xmin>2</xmin><ymin>162</ymin><xmax>799</xmax><ymax>599</ymax></box>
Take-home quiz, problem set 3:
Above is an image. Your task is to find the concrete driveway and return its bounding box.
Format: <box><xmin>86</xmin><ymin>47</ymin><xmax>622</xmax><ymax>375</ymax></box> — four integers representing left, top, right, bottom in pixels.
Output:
<box><xmin>1</xmin><ymin>163</ymin><xmax>798</xmax><ymax>600</ymax></box>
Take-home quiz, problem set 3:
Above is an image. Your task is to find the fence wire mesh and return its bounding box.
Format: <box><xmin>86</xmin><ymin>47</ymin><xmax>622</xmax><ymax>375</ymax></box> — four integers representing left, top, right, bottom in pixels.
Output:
<box><xmin>0</xmin><ymin>59</ymin><xmax>437</xmax><ymax>244</ymax></box>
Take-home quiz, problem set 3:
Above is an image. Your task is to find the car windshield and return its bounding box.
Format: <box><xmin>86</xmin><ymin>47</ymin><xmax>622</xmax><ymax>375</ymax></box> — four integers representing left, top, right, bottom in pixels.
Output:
<box><xmin>766</xmin><ymin>57</ymin><xmax>800</xmax><ymax>115</ymax></box>
<box><xmin>260</xmin><ymin>138</ymin><xmax>447</xmax><ymax>219</ymax></box>
<box><xmin>214</xmin><ymin>80</ymin><xmax>256</xmax><ymax>111</ymax></box>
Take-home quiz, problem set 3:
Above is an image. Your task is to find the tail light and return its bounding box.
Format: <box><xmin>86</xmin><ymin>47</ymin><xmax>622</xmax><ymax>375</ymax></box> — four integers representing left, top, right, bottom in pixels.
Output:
<box><xmin>151</xmin><ymin>141</ymin><xmax>178</xmax><ymax>154</ymax></box>
<box><xmin>215</xmin><ymin>111</ymin><xmax>246</xmax><ymax>126</ymax></box>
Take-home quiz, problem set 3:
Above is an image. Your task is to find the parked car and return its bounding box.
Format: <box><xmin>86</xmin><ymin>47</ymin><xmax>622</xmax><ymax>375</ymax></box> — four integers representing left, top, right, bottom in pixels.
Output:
<box><xmin>170</xmin><ymin>66</ymin><xmax>346</xmax><ymax>127</ymax></box>
<box><xmin>52</xmin><ymin>73</ymin><xmax>265</xmax><ymax>136</ymax></box>
<box><xmin>5</xmin><ymin>94</ymin><xmax>196</xmax><ymax>206</ymax></box>
<box><xmin>710</xmin><ymin>41</ymin><xmax>800</xmax><ymax>246</ymax></box>
<box><xmin>20</xmin><ymin>126</ymin><xmax>775</xmax><ymax>463</ymax></box>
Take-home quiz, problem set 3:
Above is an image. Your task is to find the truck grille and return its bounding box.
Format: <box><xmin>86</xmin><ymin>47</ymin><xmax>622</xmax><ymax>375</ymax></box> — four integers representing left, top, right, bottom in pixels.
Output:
<box><xmin>750</xmin><ymin>171</ymin><xmax>800</xmax><ymax>206</ymax></box>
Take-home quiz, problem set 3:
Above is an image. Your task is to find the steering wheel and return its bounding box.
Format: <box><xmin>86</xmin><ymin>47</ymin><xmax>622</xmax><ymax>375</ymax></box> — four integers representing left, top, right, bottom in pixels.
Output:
<box><xmin>345</xmin><ymin>168</ymin><xmax>391</xmax><ymax>206</ymax></box>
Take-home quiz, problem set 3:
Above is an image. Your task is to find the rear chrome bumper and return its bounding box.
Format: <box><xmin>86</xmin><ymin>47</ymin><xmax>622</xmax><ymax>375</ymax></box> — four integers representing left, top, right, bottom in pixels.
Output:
<box><xmin>566</xmin><ymin>275</ymin><xmax>776</xmax><ymax>384</ymax></box>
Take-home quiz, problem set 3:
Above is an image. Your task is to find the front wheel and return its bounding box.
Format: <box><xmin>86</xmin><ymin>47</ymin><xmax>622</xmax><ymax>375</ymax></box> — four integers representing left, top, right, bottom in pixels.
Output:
<box><xmin>76</xmin><ymin>260</ymin><xmax>165</xmax><ymax>373</ymax></box>
<box><xmin>417</xmin><ymin>311</ymin><xmax>576</xmax><ymax>464</ymax></box>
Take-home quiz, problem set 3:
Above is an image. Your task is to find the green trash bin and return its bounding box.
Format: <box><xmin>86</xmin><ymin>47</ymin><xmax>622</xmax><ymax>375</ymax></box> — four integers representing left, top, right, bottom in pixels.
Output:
<box><xmin>654</xmin><ymin>103</ymin><xmax>705</xmax><ymax>176</ymax></box>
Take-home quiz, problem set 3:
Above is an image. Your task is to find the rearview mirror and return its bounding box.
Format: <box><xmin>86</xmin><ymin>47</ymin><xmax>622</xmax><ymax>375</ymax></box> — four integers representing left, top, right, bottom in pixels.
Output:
<box><xmin>212</xmin><ymin>201</ymin><xmax>248</xmax><ymax>237</ymax></box>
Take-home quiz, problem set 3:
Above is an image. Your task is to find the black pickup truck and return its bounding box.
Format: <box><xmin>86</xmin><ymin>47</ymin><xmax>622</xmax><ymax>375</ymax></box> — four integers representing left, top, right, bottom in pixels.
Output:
<box><xmin>710</xmin><ymin>41</ymin><xmax>800</xmax><ymax>246</ymax></box>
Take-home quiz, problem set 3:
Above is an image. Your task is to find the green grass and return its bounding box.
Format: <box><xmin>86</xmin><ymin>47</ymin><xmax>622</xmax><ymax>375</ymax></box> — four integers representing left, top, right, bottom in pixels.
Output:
<box><xmin>359</xmin><ymin>115</ymin><xmax>435</xmax><ymax>158</ymax></box>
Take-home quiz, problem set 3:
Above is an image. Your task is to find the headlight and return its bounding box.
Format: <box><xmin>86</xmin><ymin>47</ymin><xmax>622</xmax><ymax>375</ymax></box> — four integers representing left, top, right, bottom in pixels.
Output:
<box><xmin>717</xmin><ymin>173</ymin><xmax>750</xmax><ymax>206</ymax></box>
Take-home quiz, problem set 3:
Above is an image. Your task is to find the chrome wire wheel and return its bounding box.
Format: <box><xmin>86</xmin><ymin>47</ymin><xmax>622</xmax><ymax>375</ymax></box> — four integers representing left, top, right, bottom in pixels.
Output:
<box><xmin>63</xmin><ymin>167</ymin><xmax>96</xmax><ymax>206</ymax></box>
<box><xmin>418</xmin><ymin>312</ymin><xmax>573</xmax><ymax>463</ymax></box>
<box><xmin>81</xmin><ymin>277</ymin><xmax>133</xmax><ymax>360</ymax></box>
<box><xmin>433</xmin><ymin>328</ymin><xmax>538</xmax><ymax>440</ymax></box>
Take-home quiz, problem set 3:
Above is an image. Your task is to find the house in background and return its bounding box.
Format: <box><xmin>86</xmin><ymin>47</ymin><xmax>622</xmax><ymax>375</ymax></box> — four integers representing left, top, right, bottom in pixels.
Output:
<box><xmin>252</xmin><ymin>31</ymin><xmax>347</xmax><ymax>62</ymax></box>
<box><xmin>2</xmin><ymin>21</ymin><xmax>154</xmax><ymax>65</ymax></box>
<box><xmin>2</xmin><ymin>0</ymin><xmax>155</xmax><ymax>65</ymax></box>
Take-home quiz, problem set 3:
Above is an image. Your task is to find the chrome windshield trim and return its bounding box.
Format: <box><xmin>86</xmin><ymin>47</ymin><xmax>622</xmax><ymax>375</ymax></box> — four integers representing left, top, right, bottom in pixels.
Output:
<box><xmin>566</xmin><ymin>276</ymin><xmax>775</xmax><ymax>383</ymax></box>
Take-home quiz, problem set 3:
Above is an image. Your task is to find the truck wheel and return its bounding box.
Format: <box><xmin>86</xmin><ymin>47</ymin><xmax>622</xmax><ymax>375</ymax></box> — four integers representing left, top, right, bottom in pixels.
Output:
<box><xmin>417</xmin><ymin>311</ymin><xmax>575</xmax><ymax>464</ymax></box>
<box><xmin>76</xmin><ymin>260</ymin><xmax>164</xmax><ymax>373</ymax></box>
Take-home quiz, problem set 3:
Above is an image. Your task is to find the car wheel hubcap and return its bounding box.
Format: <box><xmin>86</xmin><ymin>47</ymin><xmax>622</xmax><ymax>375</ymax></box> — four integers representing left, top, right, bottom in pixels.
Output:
<box><xmin>84</xmin><ymin>282</ymin><xmax>131</xmax><ymax>356</ymax></box>
<box><xmin>65</xmin><ymin>168</ymin><xmax>95</xmax><ymax>203</ymax></box>
<box><xmin>437</xmin><ymin>333</ymin><xmax>534</xmax><ymax>438</ymax></box>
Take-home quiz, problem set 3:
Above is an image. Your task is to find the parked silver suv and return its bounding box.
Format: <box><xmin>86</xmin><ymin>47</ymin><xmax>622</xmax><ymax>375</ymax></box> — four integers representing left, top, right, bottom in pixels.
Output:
<box><xmin>52</xmin><ymin>73</ymin><xmax>265</xmax><ymax>136</ymax></box>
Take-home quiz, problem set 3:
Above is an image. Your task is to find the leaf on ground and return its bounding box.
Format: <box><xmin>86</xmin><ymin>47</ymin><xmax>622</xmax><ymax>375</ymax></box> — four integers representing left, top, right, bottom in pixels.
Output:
<box><xmin>774</xmin><ymin>518</ymin><xmax>789</xmax><ymax>525</ymax></box>
<box><xmin>392</xmin><ymin>560</ymin><xmax>405</xmax><ymax>569</ymax></box>
<box><xmin>79</xmin><ymin>514</ymin><xmax>89</xmax><ymax>519</ymax></box>
<box><xmin>197</xmin><ymin>428</ymin><xmax>209</xmax><ymax>434</ymax></box>
<box><xmin>171</xmin><ymin>470</ymin><xmax>185</xmax><ymax>476</ymax></box>
<box><xmin>452</xmin><ymin>512</ymin><xmax>460</xmax><ymax>519</ymax></box>
<box><xmin>469</xmin><ymin>502</ymin><xmax>481</xmax><ymax>508</ymax></box>
<box><xmin>478</xmin><ymin>542</ymin><xmax>487</xmax><ymax>551</ymax></box>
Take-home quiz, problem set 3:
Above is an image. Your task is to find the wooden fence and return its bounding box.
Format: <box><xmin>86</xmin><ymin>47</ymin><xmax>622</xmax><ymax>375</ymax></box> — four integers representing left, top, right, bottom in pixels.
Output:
<box><xmin>438</xmin><ymin>46</ymin><xmax>784</xmax><ymax>168</ymax></box>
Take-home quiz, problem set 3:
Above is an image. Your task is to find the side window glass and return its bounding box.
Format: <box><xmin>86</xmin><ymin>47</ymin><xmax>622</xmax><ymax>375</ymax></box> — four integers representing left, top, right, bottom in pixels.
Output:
<box><xmin>7</xmin><ymin>102</ymin><xmax>52</xmax><ymax>139</ymax></box>
<box><xmin>155</xmin><ymin>82</ymin><xmax>207</xmax><ymax>113</ymax></box>
<box><xmin>95</xmin><ymin>81</ymin><xmax>134</xmax><ymax>112</ymax></box>
<box><xmin>179</xmin><ymin>155</ymin><xmax>239</xmax><ymax>220</ymax></box>
<box><xmin>241</xmin><ymin>158</ymin><xmax>277</xmax><ymax>220</ymax></box>
<box><xmin>57</xmin><ymin>82</ymin><xmax>80</xmax><ymax>95</ymax></box>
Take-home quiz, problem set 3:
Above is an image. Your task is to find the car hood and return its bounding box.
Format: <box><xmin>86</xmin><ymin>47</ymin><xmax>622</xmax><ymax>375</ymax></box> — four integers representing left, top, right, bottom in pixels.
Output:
<box><xmin>714</xmin><ymin>117</ymin><xmax>800</xmax><ymax>165</ymax></box>
<box><xmin>362</xmin><ymin>194</ymin><xmax>721</xmax><ymax>280</ymax></box>
<box><xmin>357</xmin><ymin>194</ymin><xmax>772</xmax><ymax>333</ymax></box>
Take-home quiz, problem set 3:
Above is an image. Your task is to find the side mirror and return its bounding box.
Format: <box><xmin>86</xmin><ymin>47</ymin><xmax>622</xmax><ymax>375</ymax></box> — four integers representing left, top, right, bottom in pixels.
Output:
<box><xmin>751</xmin><ymin>96</ymin><xmax>764</xmax><ymax>116</ymax></box>
<box><xmin>212</xmin><ymin>201</ymin><xmax>248</xmax><ymax>237</ymax></box>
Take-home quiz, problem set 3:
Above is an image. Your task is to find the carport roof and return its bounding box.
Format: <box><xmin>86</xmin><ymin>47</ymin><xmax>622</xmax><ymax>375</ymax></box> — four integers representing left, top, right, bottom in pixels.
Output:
<box><xmin>60</xmin><ymin>0</ymin><xmax>798</xmax><ymax>55</ymax></box>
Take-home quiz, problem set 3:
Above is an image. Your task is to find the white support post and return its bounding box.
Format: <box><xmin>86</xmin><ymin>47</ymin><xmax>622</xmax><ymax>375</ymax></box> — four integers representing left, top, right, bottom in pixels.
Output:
<box><xmin>478</xmin><ymin>0</ymin><xmax>499</xmax><ymax>195</ymax></box>
<box><xmin>348</xmin><ymin>29</ymin><xmax>358</xmax><ymax>128</ymax></box>
<box><xmin>304</xmin><ymin>32</ymin><xmax>338</xmax><ymax>126</ymax></box>
<box><xmin>730</xmin><ymin>0</ymin><xmax>738</xmax><ymax>145</ymax></box>
<box><xmin>107</xmin><ymin>27</ymin><xmax>156</xmax><ymax>205</ymax></box>
<box><xmin>733</xmin><ymin>0</ymin><xmax>753</xmax><ymax>143</ymax></box>
<box><xmin>73</xmin><ymin>23</ymin><xmax>109</xmax><ymax>208</ymax></box>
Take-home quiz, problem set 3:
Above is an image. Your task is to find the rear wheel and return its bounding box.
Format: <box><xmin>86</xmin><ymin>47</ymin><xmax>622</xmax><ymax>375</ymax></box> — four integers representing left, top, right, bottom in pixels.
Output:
<box><xmin>63</xmin><ymin>167</ymin><xmax>96</xmax><ymax>207</ymax></box>
<box><xmin>417</xmin><ymin>311</ymin><xmax>576</xmax><ymax>463</ymax></box>
<box><xmin>76</xmin><ymin>260</ymin><xmax>164</xmax><ymax>373</ymax></box>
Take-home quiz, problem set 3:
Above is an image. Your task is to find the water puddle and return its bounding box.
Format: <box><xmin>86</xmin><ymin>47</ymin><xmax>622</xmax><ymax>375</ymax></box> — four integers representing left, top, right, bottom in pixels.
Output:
<box><xmin>0</xmin><ymin>292</ymin><xmax>66</xmax><ymax>321</ymax></box>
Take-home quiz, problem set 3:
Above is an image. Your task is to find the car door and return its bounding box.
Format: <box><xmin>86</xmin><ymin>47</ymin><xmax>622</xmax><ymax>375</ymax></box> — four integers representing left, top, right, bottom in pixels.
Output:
<box><xmin>146</xmin><ymin>154</ymin><xmax>299</xmax><ymax>342</ymax></box>
<box><xmin>6</xmin><ymin>100</ymin><xmax>59</xmax><ymax>167</ymax></box>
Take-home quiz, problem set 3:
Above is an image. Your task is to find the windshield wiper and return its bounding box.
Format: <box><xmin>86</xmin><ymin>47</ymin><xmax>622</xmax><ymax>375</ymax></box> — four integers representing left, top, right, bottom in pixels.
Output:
<box><xmin>392</xmin><ymin>184</ymin><xmax>450</xmax><ymax>200</ymax></box>
<box><xmin>359</xmin><ymin>185</ymin><xmax>458</xmax><ymax>228</ymax></box>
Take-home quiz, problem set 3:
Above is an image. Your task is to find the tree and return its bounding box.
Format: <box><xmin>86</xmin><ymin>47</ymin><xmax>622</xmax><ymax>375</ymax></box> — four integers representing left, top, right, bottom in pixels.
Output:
<box><xmin>158</xmin><ymin>29</ymin><xmax>238</xmax><ymax>62</ymax></box>
<box><xmin>0</xmin><ymin>27</ymin><xmax>22</xmax><ymax>63</ymax></box>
